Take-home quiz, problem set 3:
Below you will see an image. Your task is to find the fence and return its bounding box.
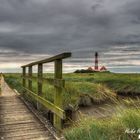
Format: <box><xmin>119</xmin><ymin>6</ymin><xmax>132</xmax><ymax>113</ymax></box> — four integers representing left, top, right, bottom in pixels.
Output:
<box><xmin>21</xmin><ymin>52</ymin><xmax>71</xmax><ymax>130</ymax></box>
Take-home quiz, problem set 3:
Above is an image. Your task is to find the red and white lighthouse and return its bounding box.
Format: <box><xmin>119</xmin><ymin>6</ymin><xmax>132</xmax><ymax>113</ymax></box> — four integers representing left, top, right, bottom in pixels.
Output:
<box><xmin>95</xmin><ymin>52</ymin><xmax>98</xmax><ymax>70</ymax></box>
<box><xmin>87</xmin><ymin>52</ymin><xmax>108</xmax><ymax>72</ymax></box>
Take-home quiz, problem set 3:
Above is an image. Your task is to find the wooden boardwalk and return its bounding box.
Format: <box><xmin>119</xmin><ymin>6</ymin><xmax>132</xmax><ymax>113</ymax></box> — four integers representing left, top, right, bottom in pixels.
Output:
<box><xmin>0</xmin><ymin>78</ymin><xmax>57</xmax><ymax>140</ymax></box>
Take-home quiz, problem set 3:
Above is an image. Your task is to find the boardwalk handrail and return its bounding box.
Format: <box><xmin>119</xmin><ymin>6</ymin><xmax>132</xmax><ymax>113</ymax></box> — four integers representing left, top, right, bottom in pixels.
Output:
<box><xmin>22</xmin><ymin>52</ymin><xmax>71</xmax><ymax>67</ymax></box>
<box><xmin>21</xmin><ymin>52</ymin><xmax>71</xmax><ymax>130</ymax></box>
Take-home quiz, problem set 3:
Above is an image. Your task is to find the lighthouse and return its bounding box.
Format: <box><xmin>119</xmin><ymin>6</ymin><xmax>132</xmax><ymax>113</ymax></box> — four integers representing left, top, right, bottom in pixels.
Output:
<box><xmin>87</xmin><ymin>52</ymin><xmax>108</xmax><ymax>72</ymax></box>
<box><xmin>95</xmin><ymin>52</ymin><xmax>98</xmax><ymax>70</ymax></box>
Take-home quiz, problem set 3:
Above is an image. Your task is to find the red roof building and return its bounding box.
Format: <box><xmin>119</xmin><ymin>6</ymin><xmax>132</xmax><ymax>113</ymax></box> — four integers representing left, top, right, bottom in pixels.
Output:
<box><xmin>100</xmin><ymin>66</ymin><xmax>107</xmax><ymax>71</ymax></box>
<box><xmin>87</xmin><ymin>66</ymin><xmax>107</xmax><ymax>72</ymax></box>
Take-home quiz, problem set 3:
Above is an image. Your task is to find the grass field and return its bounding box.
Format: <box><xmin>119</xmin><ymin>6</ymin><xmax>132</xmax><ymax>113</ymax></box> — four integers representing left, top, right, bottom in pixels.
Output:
<box><xmin>64</xmin><ymin>107</ymin><xmax>140</xmax><ymax>140</ymax></box>
<box><xmin>4</xmin><ymin>72</ymin><xmax>140</xmax><ymax>140</ymax></box>
<box><xmin>5</xmin><ymin>72</ymin><xmax>140</xmax><ymax>107</ymax></box>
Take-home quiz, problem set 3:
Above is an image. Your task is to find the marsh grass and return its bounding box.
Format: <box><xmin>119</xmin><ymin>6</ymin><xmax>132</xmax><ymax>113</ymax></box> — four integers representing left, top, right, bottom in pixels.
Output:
<box><xmin>4</xmin><ymin>73</ymin><xmax>140</xmax><ymax>140</ymax></box>
<box><xmin>4</xmin><ymin>73</ymin><xmax>116</xmax><ymax>109</ymax></box>
<box><xmin>64</xmin><ymin>107</ymin><xmax>140</xmax><ymax>140</ymax></box>
<box><xmin>4</xmin><ymin>73</ymin><xmax>140</xmax><ymax>108</ymax></box>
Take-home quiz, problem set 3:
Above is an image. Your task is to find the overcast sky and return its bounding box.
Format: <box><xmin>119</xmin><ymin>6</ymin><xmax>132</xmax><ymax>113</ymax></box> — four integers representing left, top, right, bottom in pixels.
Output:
<box><xmin>0</xmin><ymin>0</ymin><xmax>140</xmax><ymax>73</ymax></box>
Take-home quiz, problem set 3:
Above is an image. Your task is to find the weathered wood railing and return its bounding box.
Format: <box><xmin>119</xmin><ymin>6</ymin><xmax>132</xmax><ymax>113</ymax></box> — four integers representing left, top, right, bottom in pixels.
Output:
<box><xmin>21</xmin><ymin>52</ymin><xmax>71</xmax><ymax>130</ymax></box>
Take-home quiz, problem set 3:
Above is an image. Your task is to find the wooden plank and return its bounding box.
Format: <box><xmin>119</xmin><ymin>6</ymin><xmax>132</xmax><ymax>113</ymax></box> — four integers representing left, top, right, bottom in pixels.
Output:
<box><xmin>21</xmin><ymin>52</ymin><xmax>71</xmax><ymax>67</ymax></box>
<box><xmin>54</xmin><ymin>59</ymin><xmax>63</xmax><ymax>130</ymax></box>
<box><xmin>0</xmin><ymin>80</ymin><xmax>57</xmax><ymax>140</ymax></box>
<box><xmin>28</xmin><ymin>66</ymin><xmax>32</xmax><ymax>91</ymax></box>
<box><xmin>23</xmin><ymin>87</ymin><xmax>66</xmax><ymax>119</ymax></box>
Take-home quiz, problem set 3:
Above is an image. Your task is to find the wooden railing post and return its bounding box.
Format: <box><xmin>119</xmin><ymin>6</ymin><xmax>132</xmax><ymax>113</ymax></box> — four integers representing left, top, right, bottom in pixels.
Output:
<box><xmin>28</xmin><ymin>66</ymin><xmax>32</xmax><ymax>91</ymax></box>
<box><xmin>54</xmin><ymin>59</ymin><xmax>63</xmax><ymax>130</ymax></box>
<box><xmin>37</xmin><ymin>63</ymin><xmax>43</xmax><ymax>109</ymax></box>
<box><xmin>38</xmin><ymin>63</ymin><xmax>43</xmax><ymax>95</ymax></box>
<box><xmin>22</xmin><ymin>67</ymin><xmax>26</xmax><ymax>87</ymax></box>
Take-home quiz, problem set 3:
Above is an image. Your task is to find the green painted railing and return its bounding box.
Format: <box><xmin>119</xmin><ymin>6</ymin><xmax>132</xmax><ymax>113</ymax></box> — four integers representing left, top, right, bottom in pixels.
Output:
<box><xmin>21</xmin><ymin>52</ymin><xmax>71</xmax><ymax>130</ymax></box>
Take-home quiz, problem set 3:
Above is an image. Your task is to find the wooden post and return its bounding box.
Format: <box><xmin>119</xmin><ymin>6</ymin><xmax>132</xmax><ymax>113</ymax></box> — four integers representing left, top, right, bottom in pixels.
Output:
<box><xmin>28</xmin><ymin>66</ymin><xmax>32</xmax><ymax>91</ymax></box>
<box><xmin>54</xmin><ymin>59</ymin><xmax>63</xmax><ymax>130</ymax></box>
<box><xmin>37</xmin><ymin>63</ymin><xmax>43</xmax><ymax>109</ymax></box>
<box><xmin>22</xmin><ymin>67</ymin><xmax>26</xmax><ymax>87</ymax></box>
<box><xmin>38</xmin><ymin>63</ymin><xmax>43</xmax><ymax>95</ymax></box>
<box><xmin>0</xmin><ymin>73</ymin><xmax>1</xmax><ymax>86</ymax></box>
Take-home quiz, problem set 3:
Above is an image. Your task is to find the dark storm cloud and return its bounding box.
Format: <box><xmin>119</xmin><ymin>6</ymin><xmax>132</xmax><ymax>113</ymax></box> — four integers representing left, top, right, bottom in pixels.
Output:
<box><xmin>0</xmin><ymin>0</ymin><xmax>140</xmax><ymax>72</ymax></box>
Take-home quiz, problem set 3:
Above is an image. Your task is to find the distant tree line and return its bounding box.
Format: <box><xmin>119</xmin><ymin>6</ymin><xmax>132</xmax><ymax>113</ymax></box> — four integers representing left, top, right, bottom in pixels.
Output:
<box><xmin>74</xmin><ymin>69</ymin><xmax>110</xmax><ymax>73</ymax></box>
<box><xmin>74</xmin><ymin>69</ymin><xmax>94</xmax><ymax>73</ymax></box>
